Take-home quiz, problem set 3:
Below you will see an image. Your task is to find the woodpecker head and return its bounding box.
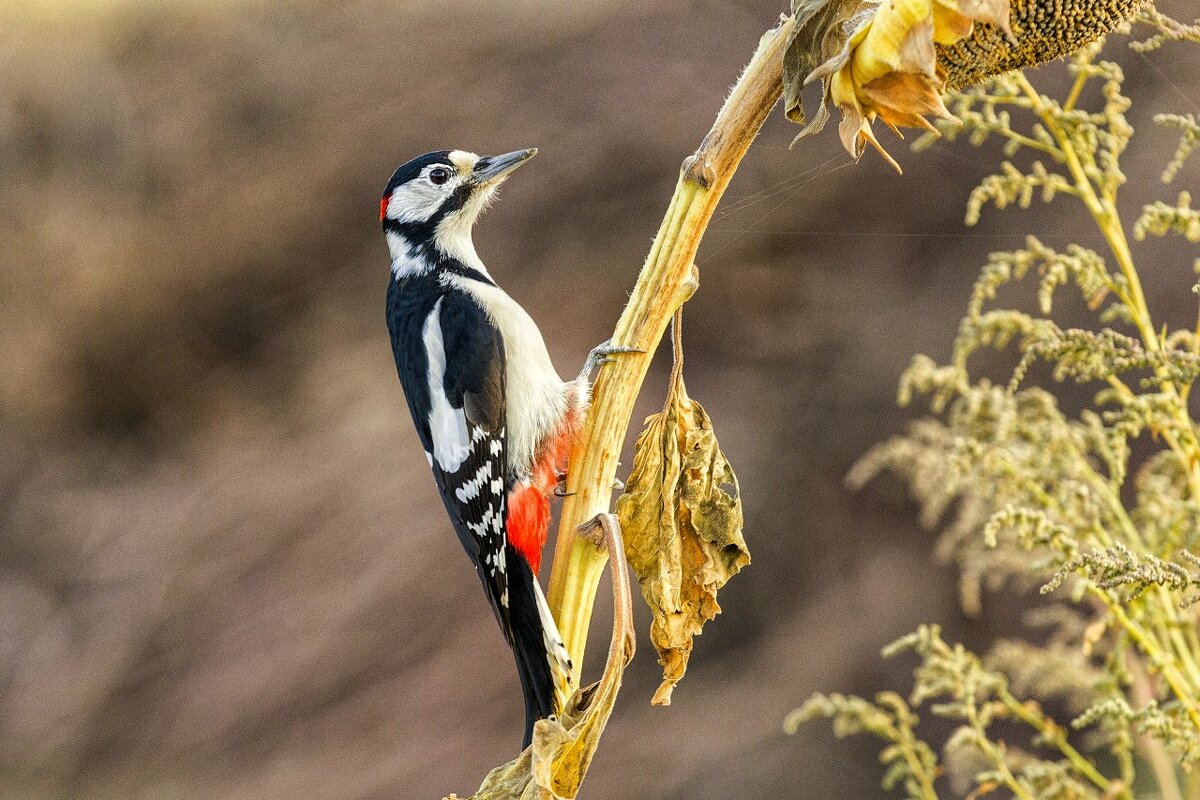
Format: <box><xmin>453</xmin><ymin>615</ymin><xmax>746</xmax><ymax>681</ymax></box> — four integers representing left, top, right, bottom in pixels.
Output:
<box><xmin>381</xmin><ymin>148</ymin><xmax>536</xmax><ymax>275</ymax></box>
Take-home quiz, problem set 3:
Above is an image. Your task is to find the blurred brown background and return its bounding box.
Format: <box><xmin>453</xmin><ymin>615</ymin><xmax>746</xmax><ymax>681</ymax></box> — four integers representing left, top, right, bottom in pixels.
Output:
<box><xmin>1</xmin><ymin>1</ymin><xmax>1197</xmax><ymax>798</ymax></box>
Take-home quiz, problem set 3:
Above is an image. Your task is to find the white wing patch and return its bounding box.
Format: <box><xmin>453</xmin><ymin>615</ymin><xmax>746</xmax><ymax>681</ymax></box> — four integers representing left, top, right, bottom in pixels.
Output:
<box><xmin>423</xmin><ymin>298</ymin><xmax>471</xmax><ymax>473</ymax></box>
<box><xmin>455</xmin><ymin>460</ymin><xmax>492</xmax><ymax>503</ymax></box>
<box><xmin>444</xmin><ymin>421</ymin><xmax>510</xmax><ymax>608</ymax></box>
<box><xmin>497</xmin><ymin>546</ymin><xmax>508</xmax><ymax>607</ymax></box>
<box><xmin>464</xmin><ymin>493</ymin><xmax>509</xmax><ymax>608</ymax></box>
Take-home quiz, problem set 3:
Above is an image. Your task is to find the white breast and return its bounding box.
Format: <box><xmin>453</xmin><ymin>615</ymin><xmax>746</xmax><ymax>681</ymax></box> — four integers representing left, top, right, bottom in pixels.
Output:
<box><xmin>445</xmin><ymin>275</ymin><xmax>568</xmax><ymax>475</ymax></box>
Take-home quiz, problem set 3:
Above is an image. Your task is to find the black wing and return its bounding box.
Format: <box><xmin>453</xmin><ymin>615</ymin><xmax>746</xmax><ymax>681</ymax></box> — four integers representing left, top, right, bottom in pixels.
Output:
<box><xmin>426</xmin><ymin>291</ymin><xmax>513</xmax><ymax>628</ymax></box>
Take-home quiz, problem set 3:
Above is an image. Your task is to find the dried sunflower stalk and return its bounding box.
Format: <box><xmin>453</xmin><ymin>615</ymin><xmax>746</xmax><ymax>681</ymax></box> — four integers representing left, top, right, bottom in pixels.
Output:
<box><xmin>472</xmin><ymin>1</ymin><xmax>1162</xmax><ymax>796</ymax></box>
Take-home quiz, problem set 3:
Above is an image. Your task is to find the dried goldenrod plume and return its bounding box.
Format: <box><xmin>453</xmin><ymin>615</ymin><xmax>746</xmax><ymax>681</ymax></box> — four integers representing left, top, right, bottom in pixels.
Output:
<box><xmin>784</xmin><ymin>0</ymin><xmax>1146</xmax><ymax>170</ymax></box>
<box><xmin>793</xmin><ymin>9</ymin><xmax>1200</xmax><ymax>798</ymax></box>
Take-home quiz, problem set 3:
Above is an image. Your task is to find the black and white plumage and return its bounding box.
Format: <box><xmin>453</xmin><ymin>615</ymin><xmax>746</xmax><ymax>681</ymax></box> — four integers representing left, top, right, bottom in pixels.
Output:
<box><xmin>388</xmin><ymin>281</ymin><xmax>510</xmax><ymax>602</ymax></box>
<box><xmin>382</xmin><ymin>148</ymin><xmax>582</xmax><ymax>747</ymax></box>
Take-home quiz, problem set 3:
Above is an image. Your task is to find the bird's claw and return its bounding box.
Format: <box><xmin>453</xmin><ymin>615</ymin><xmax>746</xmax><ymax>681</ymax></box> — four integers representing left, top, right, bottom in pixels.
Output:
<box><xmin>555</xmin><ymin>470</ymin><xmax>574</xmax><ymax>497</ymax></box>
<box><xmin>553</xmin><ymin>471</ymin><xmax>622</xmax><ymax>495</ymax></box>
<box><xmin>579</xmin><ymin>339</ymin><xmax>644</xmax><ymax>381</ymax></box>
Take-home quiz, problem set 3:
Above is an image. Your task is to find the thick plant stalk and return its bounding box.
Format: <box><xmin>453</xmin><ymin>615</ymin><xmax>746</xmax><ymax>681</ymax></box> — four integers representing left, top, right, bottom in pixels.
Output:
<box><xmin>546</xmin><ymin>15</ymin><xmax>796</xmax><ymax>679</ymax></box>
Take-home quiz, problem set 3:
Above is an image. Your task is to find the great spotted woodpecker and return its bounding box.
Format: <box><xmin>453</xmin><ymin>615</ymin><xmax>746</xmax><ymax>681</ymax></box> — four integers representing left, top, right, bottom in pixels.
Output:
<box><xmin>381</xmin><ymin>148</ymin><xmax>632</xmax><ymax>746</ymax></box>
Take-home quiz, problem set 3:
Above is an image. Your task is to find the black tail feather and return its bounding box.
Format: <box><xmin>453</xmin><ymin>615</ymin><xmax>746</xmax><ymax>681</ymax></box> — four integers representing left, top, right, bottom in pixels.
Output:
<box><xmin>505</xmin><ymin>545</ymin><xmax>558</xmax><ymax>748</ymax></box>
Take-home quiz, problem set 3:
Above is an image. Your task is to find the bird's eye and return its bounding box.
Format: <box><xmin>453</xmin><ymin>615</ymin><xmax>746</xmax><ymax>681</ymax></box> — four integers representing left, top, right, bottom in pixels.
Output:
<box><xmin>429</xmin><ymin>167</ymin><xmax>450</xmax><ymax>185</ymax></box>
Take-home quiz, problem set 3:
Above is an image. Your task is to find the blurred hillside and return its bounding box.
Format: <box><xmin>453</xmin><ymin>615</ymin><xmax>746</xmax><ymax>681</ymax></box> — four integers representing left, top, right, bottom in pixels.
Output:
<box><xmin>1</xmin><ymin>1</ymin><xmax>1197</xmax><ymax>798</ymax></box>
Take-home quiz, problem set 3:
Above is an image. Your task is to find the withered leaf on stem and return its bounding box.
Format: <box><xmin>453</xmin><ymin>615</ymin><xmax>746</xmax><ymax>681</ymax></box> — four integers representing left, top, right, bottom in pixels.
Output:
<box><xmin>616</xmin><ymin>371</ymin><xmax>749</xmax><ymax>706</ymax></box>
<box><xmin>446</xmin><ymin>515</ymin><xmax>635</xmax><ymax>800</ymax></box>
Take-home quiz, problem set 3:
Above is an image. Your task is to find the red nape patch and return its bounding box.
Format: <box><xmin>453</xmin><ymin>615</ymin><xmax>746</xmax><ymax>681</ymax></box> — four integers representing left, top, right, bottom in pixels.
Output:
<box><xmin>379</xmin><ymin>196</ymin><xmax>389</xmax><ymax>222</ymax></box>
<box><xmin>507</xmin><ymin>483</ymin><xmax>551</xmax><ymax>574</ymax></box>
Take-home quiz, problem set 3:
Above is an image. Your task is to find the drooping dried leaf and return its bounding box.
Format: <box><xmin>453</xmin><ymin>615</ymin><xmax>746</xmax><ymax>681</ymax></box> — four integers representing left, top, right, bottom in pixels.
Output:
<box><xmin>447</xmin><ymin>516</ymin><xmax>635</xmax><ymax>800</ymax></box>
<box><xmin>784</xmin><ymin>0</ymin><xmax>1145</xmax><ymax>170</ymax></box>
<box><xmin>616</xmin><ymin>374</ymin><xmax>749</xmax><ymax>706</ymax></box>
<box><xmin>783</xmin><ymin>0</ymin><xmax>867</xmax><ymax>127</ymax></box>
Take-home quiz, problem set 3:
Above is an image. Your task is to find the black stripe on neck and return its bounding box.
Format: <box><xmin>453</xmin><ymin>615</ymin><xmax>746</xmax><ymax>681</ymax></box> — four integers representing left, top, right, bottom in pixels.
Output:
<box><xmin>383</xmin><ymin>216</ymin><xmax>435</xmax><ymax>242</ymax></box>
<box><xmin>438</xmin><ymin>260</ymin><xmax>495</xmax><ymax>286</ymax></box>
<box><xmin>391</xmin><ymin>252</ymin><xmax>496</xmax><ymax>289</ymax></box>
<box><xmin>385</xmin><ymin>218</ymin><xmax>495</xmax><ymax>288</ymax></box>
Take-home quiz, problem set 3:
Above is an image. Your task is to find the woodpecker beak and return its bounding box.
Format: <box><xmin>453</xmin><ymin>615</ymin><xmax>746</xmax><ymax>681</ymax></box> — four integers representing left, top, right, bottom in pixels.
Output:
<box><xmin>472</xmin><ymin>148</ymin><xmax>537</xmax><ymax>185</ymax></box>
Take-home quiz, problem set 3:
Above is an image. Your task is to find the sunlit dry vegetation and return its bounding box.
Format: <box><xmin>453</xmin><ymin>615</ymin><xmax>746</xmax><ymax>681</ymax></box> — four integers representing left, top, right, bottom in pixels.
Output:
<box><xmin>1</xmin><ymin>1</ymin><xmax>1198</xmax><ymax>799</ymax></box>
<box><xmin>795</xmin><ymin>11</ymin><xmax>1200</xmax><ymax>799</ymax></box>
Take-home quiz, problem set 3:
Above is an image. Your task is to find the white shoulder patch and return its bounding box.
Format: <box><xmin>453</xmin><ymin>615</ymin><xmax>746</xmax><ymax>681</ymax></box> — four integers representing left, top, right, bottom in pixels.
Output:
<box><xmin>423</xmin><ymin>298</ymin><xmax>471</xmax><ymax>472</ymax></box>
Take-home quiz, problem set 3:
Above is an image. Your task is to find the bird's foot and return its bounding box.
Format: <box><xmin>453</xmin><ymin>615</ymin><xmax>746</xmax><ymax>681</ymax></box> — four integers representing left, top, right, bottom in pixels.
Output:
<box><xmin>554</xmin><ymin>469</ymin><xmax>574</xmax><ymax>498</ymax></box>
<box><xmin>577</xmin><ymin>339</ymin><xmax>643</xmax><ymax>382</ymax></box>
<box><xmin>553</xmin><ymin>470</ymin><xmax>623</xmax><ymax>495</ymax></box>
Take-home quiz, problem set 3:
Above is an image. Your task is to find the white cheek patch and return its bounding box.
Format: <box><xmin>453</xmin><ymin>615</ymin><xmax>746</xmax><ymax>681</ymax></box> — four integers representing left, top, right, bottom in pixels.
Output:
<box><xmin>455</xmin><ymin>460</ymin><xmax>493</xmax><ymax>503</ymax></box>
<box><xmin>386</xmin><ymin>182</ymin><xmax>445</xmax><ymax>223</ymax></box>
<box><xmin>423</xmin><ymin>298</ymin><xmax>471</xmax><ymax>472</ymax></box>
<box><xmin>386</xmin><ymin>159</ymin><xmax>477</xmax><ymax>225</ymax></box>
